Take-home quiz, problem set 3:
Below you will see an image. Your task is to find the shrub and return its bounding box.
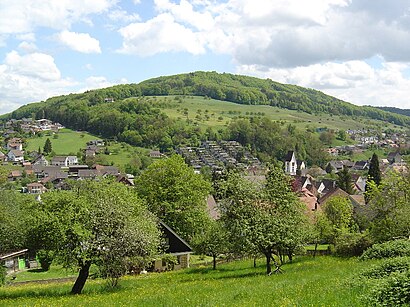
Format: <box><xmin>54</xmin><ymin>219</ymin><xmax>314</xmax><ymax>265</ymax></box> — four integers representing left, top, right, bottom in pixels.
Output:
<box><xmin>360</xmin><ymin>257</ymin><xmax>410</xmax><ymax>279</ymax></box>
<box><xmin>36</xmin><ymin>249</ymin><xmax>54</xmax><ymax>271</ymax></box>
<box><xmin>334</xmin><ymin>232</ymin><xmax>372</xmax><ymax>257</ymax></box>
<box><xmin>367</xmin><ymin>271</ymin><xmax>410</xmax><ymax>306</ymax></box>
<box><xmin>360</xmin><ymin>239</ymin><xmax>410</xmax><ymax>260</ymax></box>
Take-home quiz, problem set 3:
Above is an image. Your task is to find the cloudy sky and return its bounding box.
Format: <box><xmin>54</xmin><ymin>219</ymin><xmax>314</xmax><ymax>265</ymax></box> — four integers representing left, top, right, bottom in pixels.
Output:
<box><xmin>1</xmin><ymin>0</ymin><xmax>410</xmax><ymax>114</ymax></box>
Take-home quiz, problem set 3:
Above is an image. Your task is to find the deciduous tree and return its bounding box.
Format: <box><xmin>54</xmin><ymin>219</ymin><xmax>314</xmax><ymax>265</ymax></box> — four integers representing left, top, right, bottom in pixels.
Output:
<box><xmin>136</xmin><ymin>155</ymin><xmax>211</xmax><ymax>242</ymax></box>
<box><xmin>28</xmin><ymin>180</ymin><xmax>160</xmax><ymax>294</ymax></box>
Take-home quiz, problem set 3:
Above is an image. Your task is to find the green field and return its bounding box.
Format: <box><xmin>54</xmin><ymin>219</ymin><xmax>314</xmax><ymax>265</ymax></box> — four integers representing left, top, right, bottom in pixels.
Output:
<box><xmin>0</xmin><ymin>256</ymin><xmax>374</xmax><ymax>306</ymax></box>
<box><xmin>25</xmin><ymin>129</ymin><xmax>148</xmax><ymax>170</ymax></box>
<box><xmin>26</xmin><ymin>129</ymin><xmax>100</xmax><ymax>155</ymax></box>
<box><xmin>146</xmin><ymin>95</ymin><xmax>405</xmax><ymax>132</ymax></box>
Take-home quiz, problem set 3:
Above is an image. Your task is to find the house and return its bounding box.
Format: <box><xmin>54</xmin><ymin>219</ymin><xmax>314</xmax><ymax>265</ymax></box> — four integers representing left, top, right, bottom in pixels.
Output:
<box><xmin>87</xmin><ymin>140</ymin><xmax>105</xmax><ymax>146</ymax></box>
<box><xmin>7</xmin><ymin>150</ymin><xmax>24</xmax><ymax>163</ymax></box>
<box><xmin>0</xmin><ymin>249</ymin><xmax>29</xmax><ymax>273</ymax></box>
<box><xmin>117</xmin><ymin>174</ymin><xmax>134</xmax><ymax>186</ymax></box>
<box><xmin>51</xmin><ymin>156</ymin><xmax>78</xmax><ymax>167</ymax></box>
<box><xmin>284</xmin><ymin>151</ymin><xmax>297</xmax><ymax>175</ymax></box>
<box><xmin>352</xmin><ymin>160</ymin><xmax>369</xmax><ymax>171</ymax></box>
<box><xmin>51</xmin><ymin>156</ymin><xmax>67</xmax><ymax>166</ymax></box>
<box><xmin>316</xmin><ymin>179</ymin><xmax>337</xmax><ymax>195</ymax></box>
<box><xmin>153</xmin><ymin>221</ymin><xmax>193</xmax><ymax>271</ymax></box>
<box><xmin>32</xmin><ymin>154</ymin><xmax>49</xmax><ymax>166</ymax></box>
<box><xmin>27</xmin><ymin>182</ymin><xmax>47</xmax><ymax>194</ymax></box>
<box><xmin>150</xmin><ymin>150</ymin><xmax>162</xmax><ymax>158</ymax></box>
<box><xmin>104</xmin><ymin>97</ymin><xmax>115</xmax><ymax>103</ymax></box>
<box><xmin>8</xmin><ymin>170</ymin><xmax>22</xmax><ymax>181</ymax></box>
<box><xmin>7</xmin><ymin>141</ymin><xmax>23</xmax><ymax>151</ymax></box>
<box><xmin>317</xmin><ymin>187</ymin><xmax>351</xmax><ymax>208</ymax></box>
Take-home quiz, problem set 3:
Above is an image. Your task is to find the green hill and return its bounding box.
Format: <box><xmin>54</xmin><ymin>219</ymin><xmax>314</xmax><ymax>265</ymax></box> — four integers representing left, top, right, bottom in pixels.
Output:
<box><xmin>5</xmin><ymin>71</ymin><xmax>410</xmax><ymax>127</ymax></box>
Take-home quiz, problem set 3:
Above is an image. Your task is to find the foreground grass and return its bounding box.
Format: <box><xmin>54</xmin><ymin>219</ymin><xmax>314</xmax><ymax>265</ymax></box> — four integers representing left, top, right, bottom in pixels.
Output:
<box><xmin>0</xmin><ymin>256</ymin><xmax>372</xmax><ymax>306</ymax></box>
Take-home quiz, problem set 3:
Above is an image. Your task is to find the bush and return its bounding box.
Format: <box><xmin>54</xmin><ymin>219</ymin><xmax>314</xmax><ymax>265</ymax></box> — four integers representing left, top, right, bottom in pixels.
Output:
<box><xmin>335</xmin><ymin>232</ymin><xmax>372</xmax><ymax>257</ymax></box>
<box><xmin>360</xmin><ymin>257</ymin><xmax>410</xmax><ymax>279</ymax></box>
<box><xmin>36</xmin><ymin>249</ymin><xmax>54</xmax><ymax>271</ymax></box>
<box><xmin>367</xmin><ymin>271</ymin><xmax>410</xmax><ymax>306</ymax></box>
<box><xmin>360</xmin><ymin>239</ymin><xmax>410</xmax><ymax>260</ymax></box>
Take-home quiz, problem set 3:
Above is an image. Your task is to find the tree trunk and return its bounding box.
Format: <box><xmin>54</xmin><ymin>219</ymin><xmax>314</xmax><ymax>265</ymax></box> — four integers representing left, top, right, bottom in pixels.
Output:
<box><xmin>212</xmin><ymin>255</ymin><xmax>216</xmax><ymax>270</ymax></box>
<box><xmin>287</xmin><ymin>249</ymin><xmax>293</xmax><ymax>263</ymax></box>
<box><xmin>313</xmin><ymin>242</ymin><xmax>318</xmax><ymax>257</ymax></box>
<box><xmin>71</xmin><ymin>260</ymin><xmax>91</xmax><ymax>295</ymax></box>
<box><xmin>253</xmin><ymin>256</ymin><xmax>257</xmax><ymax>268</ymax></box>
<box><xmin>265</xmin><ymin>252</ymin><xmax>272</xmax><ymax>275</ymax></box>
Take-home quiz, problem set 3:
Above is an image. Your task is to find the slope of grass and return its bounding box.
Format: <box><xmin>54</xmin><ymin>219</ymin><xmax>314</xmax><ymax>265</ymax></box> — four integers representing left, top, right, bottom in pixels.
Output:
<box><xmin>0</xmin><ymin>256</ymin><xmax>373</xmax><ymax>306</ymax></box>
<box><xmin>26</xmin><ymin>129</ymin><xmax>100</xmax><ymax>155</ymax></box>
<box><xmin>148</xmin><ymin>96</ymin><xmax>404</xmax><ymax>132</ymax></box>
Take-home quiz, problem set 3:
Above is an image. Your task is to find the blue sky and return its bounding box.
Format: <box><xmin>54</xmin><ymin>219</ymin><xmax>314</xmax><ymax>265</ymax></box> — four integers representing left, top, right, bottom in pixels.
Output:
<box><xmin>0</xmin><ymin>0</ymin><xmax>410</xmax><ymax>114</ymax></box>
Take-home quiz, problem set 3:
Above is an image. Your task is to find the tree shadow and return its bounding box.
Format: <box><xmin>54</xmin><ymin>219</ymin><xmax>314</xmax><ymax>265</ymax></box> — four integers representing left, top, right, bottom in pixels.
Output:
<box><xmin>0</xmin><ymin>281</ymin><xmax>122</xmax><ymax>301</ymax></box>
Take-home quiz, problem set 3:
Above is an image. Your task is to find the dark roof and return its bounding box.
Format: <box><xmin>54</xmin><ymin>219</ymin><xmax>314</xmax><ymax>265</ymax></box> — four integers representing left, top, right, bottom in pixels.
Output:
<box><xmin>285</xmin><ymin>151</ymin><xmax>295</xmax><ymax>162</ymax></box>
<box><xmin>159</xmin><ymin>221</ymin><xmax>192</xmax><ymax>255</ymax></box>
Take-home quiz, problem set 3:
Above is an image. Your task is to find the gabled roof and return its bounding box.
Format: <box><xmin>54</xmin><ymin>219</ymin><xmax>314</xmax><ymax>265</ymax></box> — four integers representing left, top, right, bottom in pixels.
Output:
<box><xmin>159</xmin><ymin>221</ymin><xmax>193</xmax><ymax>255</ymax></box>
<box><xmin>8</xmin><ymin>149</ymin><xmax>23</xmax><ymax>156</ymax></box>
<box><xmin>51</xmin><ymin>156</ymin><xmax>68</xmax><ymax>162</ymax></box>
<box><xmin>318</xmin><ymin>187</ymin><xmax>350</xmax><ymax>206</ymax></box>
<box><xmin>285</xmin><ymin>151</ymin><xmax>295</xmax><ymax>162</ymax></box>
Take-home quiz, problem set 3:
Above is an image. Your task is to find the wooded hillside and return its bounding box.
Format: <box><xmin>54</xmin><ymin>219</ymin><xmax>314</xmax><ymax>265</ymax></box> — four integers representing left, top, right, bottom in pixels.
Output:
<box><xmin>6</xmin><ymin>71</ymin><xmax>410</xmax><ymax>127</ymax></box>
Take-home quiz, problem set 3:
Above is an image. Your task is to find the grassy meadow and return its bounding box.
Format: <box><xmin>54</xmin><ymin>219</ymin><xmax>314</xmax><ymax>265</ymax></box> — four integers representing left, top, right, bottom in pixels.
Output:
<box><xmin>0</xmin><ymin>256</ymin><xmax>374</xmax><ymax>306</ymax></box>
<box><xmin>145</xmin><ymin>95</ymin><xmax>405</xmax><ymax>132</ymax></box>
<box><xmin>26</xmin><ymin>129</ymin><xmax>99</xmax><ymax>155</ymax></box>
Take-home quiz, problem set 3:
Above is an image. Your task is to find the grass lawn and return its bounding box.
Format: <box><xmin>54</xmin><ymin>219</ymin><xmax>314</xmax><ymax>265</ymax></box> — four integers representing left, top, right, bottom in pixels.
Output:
<box><xmin>0</xmin><ymin>256</ymin><xmax>373</xmax><ymax>306</ymax></box>
<box><xmin>6</xmin><ymin>265</ymin><xmax>77</xmax><ymax>283</ymax></box>
<box><xmin>26</xmin><ymin>129</ymin><xmax>100</xmax><ymax>155</ymax></box>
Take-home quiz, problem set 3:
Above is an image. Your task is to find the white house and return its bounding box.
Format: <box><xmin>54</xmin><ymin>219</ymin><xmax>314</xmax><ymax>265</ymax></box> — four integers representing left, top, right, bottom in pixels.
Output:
<box><xmin>7</xmin><ymin>150</ymin><xmax>24</xmax><ymax>163</ymax></box>
<box><xmin>51</xmin><ymin>155</ymin><xmax>78</xmax><ymax>167</ymax></box>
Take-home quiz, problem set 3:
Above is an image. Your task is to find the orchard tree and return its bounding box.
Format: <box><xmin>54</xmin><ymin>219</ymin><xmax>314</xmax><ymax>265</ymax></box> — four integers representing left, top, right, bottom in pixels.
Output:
<box><xmin>191</xmin><ymin>220</ymin><xmax>229</xmax><ymax>270</ymax></box>
<box><xmin>136</xmin><ymin>155</ymin><xmax>211</xmax><ymax>242</ymax></box>
<box><xmin>321</xmin><ymin>196</ymin><xmax>355</xmax><ymax>245</ymax></box>
<box><xmin>28</xmin><ymin>180</ymin><xmax>160</xmax><ymax>294</ymax></box>
<box><xmin>220</xmin><ymin>167</ymin><xmax>308</xmax><ymax>275</ymax></box>
<box><xmin>0</xmin><ymin>191</ymin><xmax>35</xmax><ymax>254</ymax></box>
<box><xmin>366</xmin><ymin>170</ymin><xmax>410</xmax><ymax>242</ymax></box>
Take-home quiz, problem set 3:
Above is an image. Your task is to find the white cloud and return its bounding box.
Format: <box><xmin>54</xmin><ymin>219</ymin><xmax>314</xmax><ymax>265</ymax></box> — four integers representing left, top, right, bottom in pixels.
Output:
<box><xmin>15</xmin><ymin>33</ymin><xmax>36</xmax><ymax>42</ymax></box>
<box><xmin>80</xmin><ymin>76</ymin><xmax>128</xmax><ymax>92</ymax></box>
<box><xmin>237</xmin><ymin>59</ymin><xmax>410</xmax><ymax>109</ymax></box>
<box><xmin>0</xmin><ymin>51</ymin><xmax>77</xmax><ymax>114</ymax></box>
<box><xmin>57</xmin><ymin>30</ymin><xmax>101</xmax><ymax>54</ymax></box>
<box><xmin>18</xmin><ymin>41</ymin><xmax>38</xmax><ymax>53</ymax></box>
<box><xmin>0</xmin><ymin>0</ymin><xmax>117</xmax><ymax>35</ymax></box>
<box><xmin>118</xmin><ymin>13</ymin><xmax>206</xmax><ymax>56</ymax></box>
<box><xmin>108</xmin><ymin>9</ymin><xmax>140</xmax><ymax>23</ymax></box>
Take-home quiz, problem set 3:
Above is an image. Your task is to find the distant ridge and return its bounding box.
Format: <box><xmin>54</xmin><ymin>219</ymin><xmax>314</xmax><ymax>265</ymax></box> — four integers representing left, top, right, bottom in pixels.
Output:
<box><xmin>375</xmin><ymin>106</ymin><xmax>410</xmax><ymax>117</ymax></box>
<box><xmin>4</xmin><ymin>71</ymin><xmax>410</xmax><ymax>126</ymax></box>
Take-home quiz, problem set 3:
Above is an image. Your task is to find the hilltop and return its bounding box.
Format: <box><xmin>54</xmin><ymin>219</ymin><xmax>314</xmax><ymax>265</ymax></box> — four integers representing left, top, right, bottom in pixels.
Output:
<box><xmin>5</xmin><ymin>71</ymin><xmax>410</xmax><ymax>127</ymax></box>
